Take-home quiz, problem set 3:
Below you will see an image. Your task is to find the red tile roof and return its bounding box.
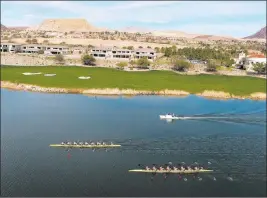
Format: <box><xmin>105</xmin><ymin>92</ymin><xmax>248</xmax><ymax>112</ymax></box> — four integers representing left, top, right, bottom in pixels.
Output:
<box><xmin>248</xmin><ymin>53</ymin><xmax>266</xmax><ymax>58</ymax></box>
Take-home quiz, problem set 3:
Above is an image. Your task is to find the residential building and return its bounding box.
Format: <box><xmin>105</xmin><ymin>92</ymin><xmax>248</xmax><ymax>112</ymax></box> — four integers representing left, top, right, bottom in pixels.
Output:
<box><xmin>134</xmin><ymin>48</ymin><xmax>157</xmax><ymax>60</ymax></box>
<box><xmin>236</xmin><ymin>52</ymin><xmax>266</xmax><ymax>71</ymax></box>
<box><xmin>21</xmin><ymin>44</ymin><xmax>70</xmax><ymax>54</ymax></box>
<box><xmin>71</xmin><ymin>47</ymin><xmax>85</xmax><ymax>55</ymax></box>
<box><xmin>21</xmin><ymin>44</ymin><xmax>46</xmax><ymax>53</ymax></box>
<box><xmin>90</xmin><ymin>46</ymin><xmax>114</xmax><ymax>58</ymax></box>
<box><xmin>111</xmin><ymin>48</ymin><xmax>134</xmax><ymax>59</ymax></box>
<box><xmin>90</xmin><ymin>46</ymin><xmax>157</xmax><ymax>61</ymax></box>
<box><xmin>44</xmin><ymin>45</ymin><xmax>70</xmax><ymax>55</ymax></box>
<box><xmin>0</xmin><ymin>43</ymin><xmax>22</xmax><ymax>52</ymax></box>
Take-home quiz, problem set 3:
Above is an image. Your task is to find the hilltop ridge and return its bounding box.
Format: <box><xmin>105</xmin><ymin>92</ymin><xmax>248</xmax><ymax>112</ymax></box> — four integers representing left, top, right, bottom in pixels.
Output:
<box><xmin>244</xmin><ymin>26</ymin><xmax>266</xmax><ymax>39</ymax></box>
<box><xmin>28</xmin><ymin>19</ymin><xmax>98</xmax><ymax>32</ymax></box>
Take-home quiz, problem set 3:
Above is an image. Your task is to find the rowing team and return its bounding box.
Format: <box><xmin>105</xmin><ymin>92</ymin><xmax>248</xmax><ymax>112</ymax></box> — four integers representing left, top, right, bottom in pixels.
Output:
<box><xmin>61</xmin><ymin>141</ymin><xmax>114</xmax><ymax>146</ymax></box>
<box><xmin>145</xmin><ymin>165</ymin><xmax>204</xmax><ymax>171</ymax></box>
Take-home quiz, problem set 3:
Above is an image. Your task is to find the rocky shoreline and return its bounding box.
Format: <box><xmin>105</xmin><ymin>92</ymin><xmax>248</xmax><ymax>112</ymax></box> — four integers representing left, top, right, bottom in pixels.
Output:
<box><xmin>1</xmin><ymin>81</ymin><xmax>266</xmax><ymax>100</ymax></box>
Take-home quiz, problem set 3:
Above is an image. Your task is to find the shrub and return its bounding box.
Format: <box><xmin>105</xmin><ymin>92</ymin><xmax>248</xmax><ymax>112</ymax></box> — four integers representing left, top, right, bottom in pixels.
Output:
<box><xmin>253</xmin><ymin>63</ymin><xmax>266</xmax><ymax>74</ymax></box>
<box><xmin>127</xmin><ymin>46</ymin><xmax>134</xmax><ymax>50</ymax></box>
<box><xmin>26</xmin><ymin>39</ymin><xmax>31</xmax><ymax>44</ymax></box>
<box><xmin>82</xmin><ymin>54</ymin><xmax>96</xmax><ymax>66</ymax></box>
<box><xmin>31</xmin><ymin>39</ymin><xmax>38</xmax><ymax>44</ymax></box>
<box><xmin>38</xmin><ymin>50</ymin><xmax>44</xmax><ymax>54</ymax></box>
<box><xmin>172</xmin><ymin>59</ymin><xmax>191</xmax><ymax>72</ymax></box>
<box><xmin>43</xmin><ymin>40</ymin><xmax>49</xmax><ymax>44</ymax></box>
<box><xmin>116</xmin><ymin>62</ymin><xmax>128</xmax><ymax>70</ymax></box>
<box><xmin>206</xmin><ymin>60</ymin><xmax>218</xmax><ymax>72</ymax></box>
<box><xmin>129</xmin><ymin>60</ymin><xmax>136</xmax><ymax>67</ymax></box>
<box><xmin>54</xmin><ymin>54</ymin><xmax>65</xmax><ymax>64</ymax></box>
<box><xmin>136</xmin><ymin>57</ymin><xmax>150</xmax><ymax>69</ymax></box>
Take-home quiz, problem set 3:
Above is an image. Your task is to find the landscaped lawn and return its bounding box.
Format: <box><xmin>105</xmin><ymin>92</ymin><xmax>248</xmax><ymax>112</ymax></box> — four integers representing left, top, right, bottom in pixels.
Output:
<box><xmin>1</xmin><ymin>66</ymin><xmax>266</xmax><ymax>96</ymax></box>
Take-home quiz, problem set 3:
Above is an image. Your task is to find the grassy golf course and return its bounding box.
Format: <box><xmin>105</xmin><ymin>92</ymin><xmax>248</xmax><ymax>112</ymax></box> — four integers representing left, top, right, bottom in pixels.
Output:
<box><xmin>1</xmin><ymin>66</ymin><xmax>266</xmax><ymax>96</ymax></box>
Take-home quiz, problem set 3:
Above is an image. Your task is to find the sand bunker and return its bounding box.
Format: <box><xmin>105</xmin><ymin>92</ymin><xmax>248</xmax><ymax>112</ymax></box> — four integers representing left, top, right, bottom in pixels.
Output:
<box><xmin>22</xmin><ymin>72</ymin><xmax>42</xmax><ymax>75</ymax></box>
<box><xmin>78</xmin><ymin>76</ymin><xmax>91</xmax><ymax>79</ymax></box>
<box><xmin>44</xmin><ymin>74</ymin><xmax>56</xmax><ymax>77</ymax></box>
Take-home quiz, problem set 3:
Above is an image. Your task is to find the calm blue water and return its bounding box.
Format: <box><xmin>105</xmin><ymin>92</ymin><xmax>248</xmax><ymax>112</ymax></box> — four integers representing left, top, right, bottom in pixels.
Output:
<box><xmin>1</xmin><ymin>89</ymin><xmax>266</xmax><ymax>197</ymax></box>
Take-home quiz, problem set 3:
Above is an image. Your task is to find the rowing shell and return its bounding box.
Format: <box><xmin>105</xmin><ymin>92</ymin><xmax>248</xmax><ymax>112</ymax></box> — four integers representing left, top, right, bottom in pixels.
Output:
<box><xmin>49</xmin><ymin>144</ymin><xmax>121</xmax><ymax>148</ymax></box>
<box><xmin>128</xmin><ymin>169</ymin><xmax>213</xmax><ymax>174</ymax></box>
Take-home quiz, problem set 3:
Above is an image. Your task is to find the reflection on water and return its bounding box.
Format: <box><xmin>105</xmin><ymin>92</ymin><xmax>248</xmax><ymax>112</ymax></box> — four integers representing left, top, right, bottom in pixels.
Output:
<box><xmin>1</xmin><ymin>89</ymin><xmax>266</xmax><ymax>197</ymax></box>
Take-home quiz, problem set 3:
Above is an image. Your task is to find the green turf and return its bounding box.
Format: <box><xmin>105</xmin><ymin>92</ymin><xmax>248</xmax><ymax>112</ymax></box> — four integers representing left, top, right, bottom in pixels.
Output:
<box><xmin>1</xmin><ymin>66</ymin><xmax>266</xmax><ymax>96</ymax></box>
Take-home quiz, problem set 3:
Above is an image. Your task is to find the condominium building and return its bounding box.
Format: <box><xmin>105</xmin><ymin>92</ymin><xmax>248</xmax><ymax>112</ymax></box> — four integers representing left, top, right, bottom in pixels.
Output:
<box><xmin>0</xmin><ymin>43</ymin><xmax>22</xmax><ymax>52</ymax></box>
<box><xmin>134</xmin><ymin>48</ymin><xmax>156</xmax><ymax>60</ymax></box>
<box><xmin>90</xmin><ymin>46</ymin><xmax>156</xmax><ymax>61</ymax></box>
<box><xmin>21</xmin><ymin>44</ymin><xmax>70</xmax><ymax>54</ymax></box>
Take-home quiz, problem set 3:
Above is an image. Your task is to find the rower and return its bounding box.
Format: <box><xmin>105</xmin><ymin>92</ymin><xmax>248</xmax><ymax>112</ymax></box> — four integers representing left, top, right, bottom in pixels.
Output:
<box><xmin>61</xmin><ymin>142</ymin><xmax>65</xmax><ymax>145</ymax></box>
<box><xmin>91</xmin><ymin>142</ymin><xmax>95</xmax><ymax>145</ymax></box>
<box><xmin>173</xmin><ymin>166</ymin><xmax>178</xmax><ymax>171</ymax></box>
<box><xmin>67</xmin><ymin>142</ymin><xmax>71</xmax><ymax>145</ymax></box>
<box><xmin>145</xmin><ymin>166</ymin><xmax>150</xmax><ymax>170</ymax></box>
<box><xmin>102</xmin><ymin>142</ymin><xmax>106</xmax><ymax>145</ymax></box>
<box><xmin>181</xmin><ymin>166</ymin><xmax>185</xmax><ymax>171</ymax></box>
<box><xmin>79</xmin><ymin>142</ymin><xmax>83</xmax><ymax>145</ymax></box>
<box><xmin>200</xmin><ymin>167</ymin><xmax>203</xmax><ymax>170</ymax></box>
<box><xmin>166</xmin><ymin>166</ymin><xmax>170</xmax><ymax>171</ymax></box>
<box><xmin>85</xmin><ymin>142</ymin><xmax>89</xmax><ymax>145</ymax></box>
<box><xmin>96</xmin><ymin>142</ymin><xmax>101</xmax><ymax>145</ymax></box>
<box><xmin>110</xmin><ymin>142</ymin><xmax>113</xmax><ymax>145</ymax></box>
<box><xmin>73</xmin><ymin>141</ymin><xmax>77</xmax><ymax>145</ymax></box>
<box><xmin>159</xmin><ymin>166</ymin><xmax>164</xmax><ymax>171</ymax></box>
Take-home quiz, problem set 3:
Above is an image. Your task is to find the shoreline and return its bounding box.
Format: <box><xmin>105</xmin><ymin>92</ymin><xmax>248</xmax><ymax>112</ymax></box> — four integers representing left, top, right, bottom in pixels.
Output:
<box><xmin>1</xmin><ymin>81</ymin><xmax>266</xmax><ymax>100</ymax></box>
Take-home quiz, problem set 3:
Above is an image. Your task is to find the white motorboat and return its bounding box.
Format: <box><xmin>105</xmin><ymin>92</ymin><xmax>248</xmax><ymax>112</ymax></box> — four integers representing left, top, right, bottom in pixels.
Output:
<box><xmin>159</xmin><ymin>114</ymin><xmax>190</xmax><ymax>120</ymax></box>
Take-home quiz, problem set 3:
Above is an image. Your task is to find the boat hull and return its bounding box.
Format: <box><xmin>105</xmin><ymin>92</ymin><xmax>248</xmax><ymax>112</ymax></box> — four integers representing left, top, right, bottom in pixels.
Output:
<box><xmin>50</xmin><ymin>144</ymin><xmax>121</xmax><ymax>148</ymax></box>
<box><xmin>128</xmin><ymin>169</ymin><xmax>213</xmax><ymax>174</ymax></box>
<box><xmin>159</xmin><ymin>115</ymin><xmax>190</xmax><ymax>120</ymax></box>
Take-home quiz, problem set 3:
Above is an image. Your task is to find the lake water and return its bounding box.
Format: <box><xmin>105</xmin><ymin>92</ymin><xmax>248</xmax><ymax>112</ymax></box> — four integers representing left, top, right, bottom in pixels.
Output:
<box><xmin>1</xmin><ymin>89</ymin><xmax>266</xmax><ymax>197</ymax></box>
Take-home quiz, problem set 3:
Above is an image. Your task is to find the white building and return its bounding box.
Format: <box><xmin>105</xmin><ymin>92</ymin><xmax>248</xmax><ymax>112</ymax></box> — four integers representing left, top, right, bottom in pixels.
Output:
<box><xmin>21</xmin><ymin>44</ymin><xmax>70</xmax><ymax>54</ymax></box>
<box><xmin>90</xmin><ymin>46</ymin><xmax>157</xmax><ymax>61</ymax></box>
<box><xmin>134</xmin><ymin>48</ymin><xmax>157</xmax><ymax>61</ymax></box>
<box><xmin>44</xmin><ymin>45</ymin><xmax>70</xmax><ymax>55</ymax></box>
<box><xmin>90</xmin><ymin>46</ymin><xmax>134</xmax><ymax>60</ymax></box>
<box><xmin>246</xmin><ymin>54</ymin><xmax>266</xmax><ymax>72</ymax></box>
<box><xmin>236</xmin><ymin>52</ymin><xmax>266</xmax><ymax>70</ymax></box>
<box><xmin>21</xmin><ymin>44</ymin><xmax>46</xmax><ymax>53</ymax></box>
<box><xmin>0</xmin><ymin>43</ymin><xmax>22</xmax><ymax>52</ymax></box>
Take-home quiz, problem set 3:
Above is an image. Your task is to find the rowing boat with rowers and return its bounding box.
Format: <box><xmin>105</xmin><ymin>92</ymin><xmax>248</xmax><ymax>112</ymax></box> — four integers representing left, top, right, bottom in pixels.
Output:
<box><xmin>50</xmin><ymin>141</ymin><xmax>121</xmax><ymax>148</ymax></box>
<box><xmin>128</xmin><ymin>169</ymin><xmax>213</xmax><ymax>174</ymax></box>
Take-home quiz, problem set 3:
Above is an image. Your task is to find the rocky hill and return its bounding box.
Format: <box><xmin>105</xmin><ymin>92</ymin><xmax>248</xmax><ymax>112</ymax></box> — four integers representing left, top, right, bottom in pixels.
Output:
<box><xmin>29</xmin><ymin>19</ymin><xmax>98</xmax><ymax>32</ymax></box>
<box><xmin>244</xmin><ymin>26</ymin><xmax>266</xmax><ymax>39</ymax></box>
<box><xmin>1</xmin><ymin>24</ymin><xmax>8</xmax><ymax>30</ymax></box>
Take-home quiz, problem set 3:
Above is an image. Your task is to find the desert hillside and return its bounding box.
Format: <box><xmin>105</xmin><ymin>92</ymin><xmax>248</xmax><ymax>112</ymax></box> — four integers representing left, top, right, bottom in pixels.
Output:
<box><xmin>8</xmin><ymin>26</ymin><xmax>29</xmax><ymax>31</ymax></box>
<box><xmin>28</xmin><ymin>19</ymin><xmax>98</xmax><ymax>32</ymax></box>
<box><xmin>244</xmin><ymin>26</ymin><xmax>266</xmax><ymax>39</ymax></box>
<box><xmin>193</xmin><ymin>34</ymin><xmax>238</xmax><ymax>41</ymax></box>
<box><xmin>1</xmin><ymin>24</ymin><xmax>8</xmax><ymax>30</ymax></box>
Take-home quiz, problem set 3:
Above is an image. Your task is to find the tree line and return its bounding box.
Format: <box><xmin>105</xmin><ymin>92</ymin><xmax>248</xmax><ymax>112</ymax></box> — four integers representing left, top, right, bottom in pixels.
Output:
<box><xmin>155</xmin><ymin>46</ymin><xmax>235</xmax><ymax>67</ymax></box>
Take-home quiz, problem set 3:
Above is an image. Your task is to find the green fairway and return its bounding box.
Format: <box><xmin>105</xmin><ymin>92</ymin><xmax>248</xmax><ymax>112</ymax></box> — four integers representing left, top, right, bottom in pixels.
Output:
<box><xmin>1</xmin><ymin>66</ymin><xmax>266</xmax><ymax>96</ymax></box>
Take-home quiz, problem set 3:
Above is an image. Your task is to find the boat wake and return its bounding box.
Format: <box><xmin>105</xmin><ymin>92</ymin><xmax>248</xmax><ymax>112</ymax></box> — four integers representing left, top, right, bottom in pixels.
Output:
<box><xmin>160</xmin><ymin>109</ymin><xmax>266</xmax><ymax>125</ymax></box>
